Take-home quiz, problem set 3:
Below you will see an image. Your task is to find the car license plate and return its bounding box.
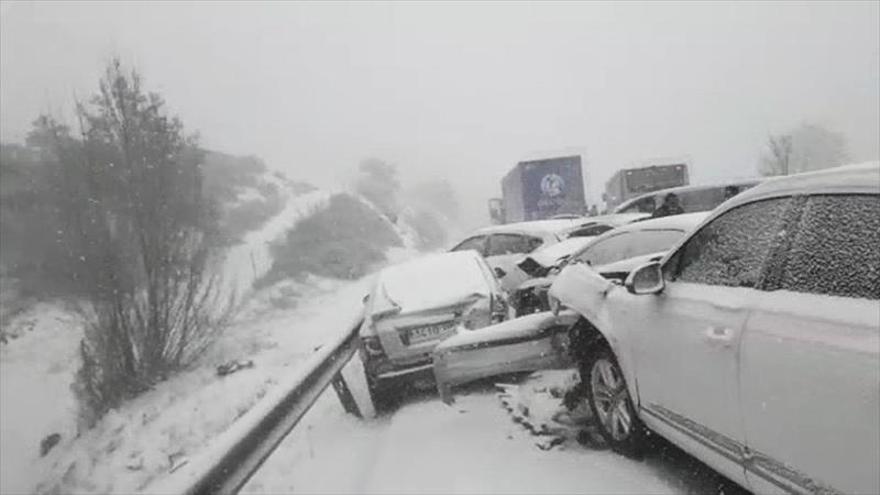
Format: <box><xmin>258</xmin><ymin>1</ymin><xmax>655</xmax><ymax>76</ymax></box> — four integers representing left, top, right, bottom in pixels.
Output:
<box><xmin>406</xmin><ymin>322</ymin><xmax>454</xmax><ymax>345</ymax></box>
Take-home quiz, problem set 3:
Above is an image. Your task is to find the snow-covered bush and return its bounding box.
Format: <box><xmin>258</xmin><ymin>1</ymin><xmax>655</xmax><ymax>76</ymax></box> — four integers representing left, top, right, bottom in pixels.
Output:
<box><xmin>33</xmin><ymin>60</ymin><xmax>233</xmax><ymax>426</ymax></box>
<box><xmin>261</xmin><ymin>193</ymin><xmax>402</xmax><ymax>285</ymax></box>
<box><xmin>402</xmin><ymin>207</ymin><xmax>448</xmax><ymax>250</ymax></box>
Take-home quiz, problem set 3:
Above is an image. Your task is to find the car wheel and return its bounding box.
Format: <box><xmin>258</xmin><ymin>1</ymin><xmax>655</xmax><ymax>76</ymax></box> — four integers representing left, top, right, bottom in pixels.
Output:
<box><xmin>583</xmin><ymin>346</ymin><xmax>646</xmax><ymax>457</ymax></box>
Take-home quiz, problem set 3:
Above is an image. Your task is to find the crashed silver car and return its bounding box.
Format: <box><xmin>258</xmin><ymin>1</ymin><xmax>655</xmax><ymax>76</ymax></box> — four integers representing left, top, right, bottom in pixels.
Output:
<box><xmin>514</xmin><ymin>212</ymin><xmax>708</xmax><ymax>315</ymax></box>
<box><xmin>359</xmin><ymin>250</ymin><xmax>509</xmax><ymax>404</ymax></box>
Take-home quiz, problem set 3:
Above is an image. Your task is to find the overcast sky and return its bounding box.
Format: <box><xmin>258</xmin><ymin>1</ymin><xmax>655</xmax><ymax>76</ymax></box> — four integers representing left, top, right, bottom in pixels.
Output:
<box><xmin>2</xmin><ymin>1</ymin><xmax>878</xmax><ymax>225</ymax></box>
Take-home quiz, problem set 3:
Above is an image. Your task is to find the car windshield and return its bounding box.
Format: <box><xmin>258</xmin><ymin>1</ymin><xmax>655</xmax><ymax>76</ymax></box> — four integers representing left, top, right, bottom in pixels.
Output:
<box><xmin>1</xmin><ymin>3</ymin><xmax>877</xmax><ymax>495</ymax></box>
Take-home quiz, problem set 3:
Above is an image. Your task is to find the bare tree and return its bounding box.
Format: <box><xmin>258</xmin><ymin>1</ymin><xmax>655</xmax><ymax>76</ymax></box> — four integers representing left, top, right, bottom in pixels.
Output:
<box><xmin>761</xmin><ymin>123</ymin><xmax>849</xmax><ymax>176</ymax></box>
<box><xmin>761</xmin><ymin>133</ymin><xmax>793</xmax><ymax>176</ymax></box>
<box><xmin>39</xmin><ymin>60</ymin><xmax>231</xmax><ymax>426</ymax></box>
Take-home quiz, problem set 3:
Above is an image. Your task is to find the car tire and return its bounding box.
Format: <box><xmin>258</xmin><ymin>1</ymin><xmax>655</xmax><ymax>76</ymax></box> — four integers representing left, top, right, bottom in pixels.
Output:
<box><xmin>582</xmin><ymin>345</ymin><xmax>646</xmax><ymax>457</ymax></box>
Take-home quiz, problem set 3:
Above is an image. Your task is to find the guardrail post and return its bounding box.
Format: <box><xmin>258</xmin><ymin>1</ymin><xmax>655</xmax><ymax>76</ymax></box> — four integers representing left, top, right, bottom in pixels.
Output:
<box><xmin>331</xmin><ymin>372</ymin><xmax>362</xmax><ymax>418</ymax></box>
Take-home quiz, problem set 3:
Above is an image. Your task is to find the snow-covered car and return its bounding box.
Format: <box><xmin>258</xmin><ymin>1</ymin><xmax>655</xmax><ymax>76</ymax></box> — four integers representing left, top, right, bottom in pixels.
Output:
<box><xmin>548</xmin><ymin>163</ymin><xmax>880</xmax><ymax>494</ymax></box>
<box><xmin>612</xmin><ymin>178</ymin><xmax>764</xmax><ymax>215</ymax></box>
<box><xmin>514</xmin><ymin>212</ymin><xmax>708</xmax><ymax>315</ymax></box>
<box><xmin>359</xmin><ymin>250</ymin><xmax>509</xmax><ymax>404</ymax></box>
<box><xmin>450</xmin><ymin>214</ymin><xmax>646</xmax><ymax>292</ymax></box>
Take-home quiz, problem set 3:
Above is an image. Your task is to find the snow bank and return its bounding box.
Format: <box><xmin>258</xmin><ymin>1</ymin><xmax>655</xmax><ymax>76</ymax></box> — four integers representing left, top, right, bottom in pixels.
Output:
<box><xmin>246</xmin><ymin>371</ymin><xmax>687</xmax><ymax>494</ymax></box>
<box><xmin>0</xmin><ymin>304</ymin><xmax>82</xmax><ymax>495</ymax></box>
<box><xmin>28</xmin><ymin>276</ymin><xmax>372</xmax><ymax>494</ymax></box>
<box><xmin>221</xmin><ymin>189</ymin><xmax>333</xmax><ymax>302</ymax></box>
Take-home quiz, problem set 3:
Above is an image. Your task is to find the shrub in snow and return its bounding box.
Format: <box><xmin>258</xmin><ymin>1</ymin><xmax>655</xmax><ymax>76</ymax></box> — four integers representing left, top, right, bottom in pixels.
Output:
<box><xmin>29</xmin><ymin>60</ymin><xmax>232</xmax><ymax>427</ymax></box>
<box><xmin>261</xmin><ymin>193</ymin><xmax>402</xmax><ymax>285</ymax></box>
<box><xmin>354</xmin><ymin>158</ymin><xmax>400</xmax><ymax>222</ymax></box>
<box><xmin>402</xmin><ymin>207</ymin><xmax>448</xmax><ymax>250</ymax></box>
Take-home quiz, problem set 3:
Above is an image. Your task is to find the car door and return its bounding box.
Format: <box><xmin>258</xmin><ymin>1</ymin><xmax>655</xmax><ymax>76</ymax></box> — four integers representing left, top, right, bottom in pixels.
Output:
<box><xmin>486</xmin><ymin>233</ymin><xmax>543</xmax><ymax>291</ymax></box>
<box><xmin>739</xmin><ymin>194</ymin><xmax>880</xmax><ymax>495</ymax></box>
<box><xmin>608</xmin><ymin>197</ymin><xmax>794</xmax><ymax>487</ymax></box>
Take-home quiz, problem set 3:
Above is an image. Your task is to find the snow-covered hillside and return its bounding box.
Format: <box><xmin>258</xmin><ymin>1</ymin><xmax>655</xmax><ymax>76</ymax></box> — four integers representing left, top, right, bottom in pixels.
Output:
<box><xmin>0</xmin><ymin>178</ymin><xmax>422</xmax><ymax>494</ymax></box>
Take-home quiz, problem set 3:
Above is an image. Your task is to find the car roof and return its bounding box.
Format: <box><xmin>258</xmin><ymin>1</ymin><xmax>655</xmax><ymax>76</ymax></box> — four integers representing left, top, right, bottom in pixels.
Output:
<box><xmin>472</xmin><ymin>213</ymin><xmax>649</xmax><ymax>239</ymax></box>
<box><xmin>613</xmin><ymin>177</ymin><xmax>765</xmax><ymax>212</ymax></box>
<box><xmin>721</xmin><ymin>162</ymin><xmax>880</xmax><ymax>209</ymax></box>
<box><xmin>565</xmin><ymin>212</ymin><xmax>650</xmax><ymax>228</ymax></box>
<box><xmin>650</xmin><ymin>163</ymin><xmax>880</xmax><ymax>269</ymax></box>
<box><xmin>603</xmin><ymin>211</ymin><xmax>710</xmax><ymax>235</ymax></box>
<box><xmin>473</xmin><ymin>218</ymin><xmax>583</xmax><ymax>237</ymax></box>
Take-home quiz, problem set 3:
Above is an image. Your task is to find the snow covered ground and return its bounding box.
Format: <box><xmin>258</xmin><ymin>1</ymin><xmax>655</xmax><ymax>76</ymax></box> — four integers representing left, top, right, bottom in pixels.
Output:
<box><xmin>1</xmin><ymin>274</ymin><xmax>736</xmax><ymax>495</ymax></box>
<box><xmin>244</xmin><ymin>371</ymin><xmax>739</xmax><ymax>495</ymax></box>
<box><xmin>0</xmin><ymin>179</ymin><xmax>739</xmax><ymax>495</ymax></box>
<box><xmin>0</xmin><ymin>275</ymin><xmax>375</xmax><ymax>494</ymax></box>
<box><xmin>0</xmin><ymin>303</ymin><xmax>82</xmax><ymax>494</ymax></box>
<box><xmin>0</xmin><ymin>181</ymin><xmax>423</xmax><ymax>494</ymax></box>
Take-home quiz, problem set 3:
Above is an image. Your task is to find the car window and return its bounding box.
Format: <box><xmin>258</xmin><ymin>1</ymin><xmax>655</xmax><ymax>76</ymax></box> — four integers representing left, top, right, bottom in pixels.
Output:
<box><xmin>625</xmin><ymin>229</ymin><xmax>686</xmax><ymax>259</ymax></box>
<box><xmin>577</xmin><ymin>229</ymin><xmax>684</xmax><ymax>267</ymax></box>
<box><xmin>451</xmin><ymin>235</ymin><xmax>486</xmax><ymax>254</ymax></box>
<box><xmin>678</xmin><ymin>188</ymin><xmax>724</xmax><ymax>213</ymax></box>
<box><xmin>567</xmin><ymin>224</ymin><xmax>615</xmax><ymax>238</ymax></box>
<box><xmin>486</xmin><ymin>233</ymin><xmax>540</xmax><ymax>256</ymax></box>
<box><xmin>668</xmin><ymin>198</ymin><xmax>792</xmax><ymax>288</ymax></box>
<box><xmin>771</xmin><ymin>194</ymin><xmax>880</xmax><ymax>300</ymax></box>
<box><xmin>618</xmin><ymin>196</ymin><xmax>658</xmax><ymax>214</ymax></box>
<box><xmin>575</xmin><ymin>233</ymin><xmax>628</xmax><ymax>266</ymax></box>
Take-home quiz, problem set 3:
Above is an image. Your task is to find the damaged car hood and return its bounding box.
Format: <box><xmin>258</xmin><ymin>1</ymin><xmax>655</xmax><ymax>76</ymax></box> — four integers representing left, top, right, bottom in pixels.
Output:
<box><xmin>368</xmin><ymin>251</ymin><xmax>492</xmax><ymax>317</ymax></box>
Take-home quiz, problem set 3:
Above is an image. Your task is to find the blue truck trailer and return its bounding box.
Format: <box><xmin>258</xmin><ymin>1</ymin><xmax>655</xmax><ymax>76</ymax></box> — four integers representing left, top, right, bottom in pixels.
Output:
<box><xmin>499</xmin><ymin>155</ymin><xmax>586</xmax><ymax>223</ymax></box>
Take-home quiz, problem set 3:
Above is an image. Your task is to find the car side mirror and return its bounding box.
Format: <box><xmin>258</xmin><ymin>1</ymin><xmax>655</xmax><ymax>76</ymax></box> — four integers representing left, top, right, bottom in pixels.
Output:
<box><xmin>362</xmin><ymin>293</ymin><xmax>370</xmax><ymax>304</ymax></box>
<box><xmin>625</xmin><ymin>262</ymin><xmax>664</xmax><ymax>295</ymax></box>
<box><xmin>494</xmin><ymin>267</ymin><xmax>507</xmax><ymax>279</ymax></box>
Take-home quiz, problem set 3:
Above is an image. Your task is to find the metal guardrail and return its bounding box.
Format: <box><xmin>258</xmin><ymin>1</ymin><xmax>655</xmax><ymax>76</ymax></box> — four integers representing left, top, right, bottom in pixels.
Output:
<box><xmin>147</xmin><ymin>315</ymin><xmax>366</xmax><ymax>495</ymax></box>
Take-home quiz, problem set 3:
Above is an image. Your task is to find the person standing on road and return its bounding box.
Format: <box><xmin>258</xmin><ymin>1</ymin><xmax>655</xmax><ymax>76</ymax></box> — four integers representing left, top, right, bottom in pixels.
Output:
<box><xmin>652</xmin><ymin>193</ymin><xmax>684</xmax><ymax>218</ymax></box>
<box><xmin>723</xmin><ymin>185</ymin><xmax>741</xmax><ymax>201</ymax></box>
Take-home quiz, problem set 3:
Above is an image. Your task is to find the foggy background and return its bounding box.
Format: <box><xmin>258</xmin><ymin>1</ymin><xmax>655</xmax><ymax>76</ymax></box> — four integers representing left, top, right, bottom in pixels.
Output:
<box><xmin>2</xmin><ymin>1</ymin><xmax>878</xmax><ymax>229</ymax></box>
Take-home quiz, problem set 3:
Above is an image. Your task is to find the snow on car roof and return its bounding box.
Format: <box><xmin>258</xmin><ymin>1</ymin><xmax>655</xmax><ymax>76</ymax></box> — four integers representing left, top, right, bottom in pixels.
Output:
<box><xmin>613</xmin><ymin>177</ymin><xmax>765</xmax><ymax>213</ymax></box>
<box><xmin>608</xmin><ymin>211</ymin><xmax>709</xmax><ymax>234</ymax></box>
<box><xmin>472</xmin><ymin>213</ymin><xmax>648</xmax><ymax>239</ymax></box>
<box><xmin>370</xmin><ymin>250</ymin><xmax>492</xmax><ymax>316</ymax></box>
<box><xmin>473</xmin><ymin>219</ymin><xmax>584</xmax><ymax>237</ymax></box>
<box><xmin>560</xmin><ymin>212</ymin><xmax>650</xmax><ymax>231</ymax></box>
<box><xmin>728</xmin><ymin>162</ymin><xmax>880</xmax><ymax>207</ymax></box>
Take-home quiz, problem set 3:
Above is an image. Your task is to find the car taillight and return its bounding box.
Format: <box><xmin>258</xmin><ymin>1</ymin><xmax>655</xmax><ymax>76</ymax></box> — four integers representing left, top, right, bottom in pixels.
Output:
<box><xmin>361</xmin><ymin>336</ymin><xmax>385</xmax><ymax>357</ymax></box>
<box><xmin>491</xmin><ymin>294</ymin><xmax>507</xmax><ymax>322</ymax></box>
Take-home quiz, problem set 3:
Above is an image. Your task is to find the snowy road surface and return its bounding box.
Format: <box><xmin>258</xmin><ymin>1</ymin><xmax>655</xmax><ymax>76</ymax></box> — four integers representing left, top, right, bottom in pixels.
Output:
<box><xmin>245</xmin><ymin>377</ymin><xmax>742</xmax><ymax>495</ymax></box>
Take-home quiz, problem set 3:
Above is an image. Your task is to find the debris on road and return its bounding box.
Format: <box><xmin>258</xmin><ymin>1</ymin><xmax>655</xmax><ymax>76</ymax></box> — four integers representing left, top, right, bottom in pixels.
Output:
<box><xmin>39</xmin><ymin>433</ymin><xmax>61</xmax><ymax>457</ymax></box>
<box><xmin>494</xmin><ymin>370</ymin><xmax>598</xmax><ymax>451</ymax></box>
<box><xmin>216</xmin><ymin>359</ymin><xmax>255</xmax><ymax>376</ymax></box>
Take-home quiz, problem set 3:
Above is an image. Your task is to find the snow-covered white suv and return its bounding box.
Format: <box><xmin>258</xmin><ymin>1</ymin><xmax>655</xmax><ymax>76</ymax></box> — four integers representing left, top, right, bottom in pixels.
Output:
<box><xmin>550</xmin><ymin>163</ymin><xmax>880</xmax><ymax>494</ymax></box>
